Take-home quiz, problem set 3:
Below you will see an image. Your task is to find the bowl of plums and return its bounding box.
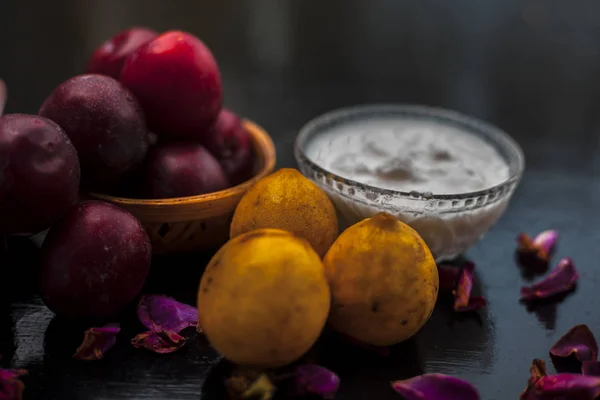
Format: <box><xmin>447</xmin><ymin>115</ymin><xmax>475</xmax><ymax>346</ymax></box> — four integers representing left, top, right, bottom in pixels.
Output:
<box><xmin>0</xmin><ymin>27</ymin><xmax>276</xmax><ymax>257</ymax></box>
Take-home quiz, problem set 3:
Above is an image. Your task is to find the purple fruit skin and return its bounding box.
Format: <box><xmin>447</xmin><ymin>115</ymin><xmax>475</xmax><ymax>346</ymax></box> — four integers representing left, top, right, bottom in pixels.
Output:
<box><xmin>0</xmin><ymin>114</ymin><xmax>80</xmax><ymax>234</ymax></box>
<box><xmin>39</xmin><ymin>74</ymin><xmax>149</xmax><ymax>190</ymax></box>
<box><xmin>40</xmin><ymin>201</ymin><xmax>152</xmax><ymax>319</ymax></box>
<box><xmin>143</xmin><ymin>142</ymin><xmax>230</xmax><ymax>199</ymax></box>
<box><xmin>203</xmin><ymin>109</ymin><xmax>255</xmax><ymax>185</ymax></box>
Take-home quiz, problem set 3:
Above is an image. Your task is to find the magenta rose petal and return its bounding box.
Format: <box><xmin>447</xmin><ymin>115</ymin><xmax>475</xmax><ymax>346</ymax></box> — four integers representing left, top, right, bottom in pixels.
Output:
<box><xmin>550</xmin><ymin>324</ymin><xmax>598</xmax><ymax>363</ymax></box>
<box><xmin>133</xmin><ymin>295</ymin><xmax>197</xmax><ymax>354</ymax></box>
<box><xmin>0</xmin><ymin>368</ymin><xmax>27</xmax><ymax>400</ymax></box>
<box><xmin>520</xmin><ymin>258</ymin><xmax>579</xmax><ymax>301</ymax></box>
<box><xmin>131</xmin><ymin>330</ymin><xmax>186</xmax><ymax>354</ymax></box>
<box><xmin>520</xmin><ymin>359</ymin><xmax>547</xmax><ymax>400</ymax></box>
<box><xmin>137</xmin><ymin>294</ymin><xmax>198</xmax><ymax>333</ymax></box>
<box><xmin>531</xmin><ymin>373</ymin><xmax>600</xmax><ymax>399</ymax></box>
<box><xmin>73</xmin><ymin>323</ymin><xmax>120</xmax><ymax>361</ymax></box>
<box><xmin>533</xmin><ymin>230</ymin><xmax>558</xmax><ymax>256</ymax></box>
<box><xmin>583</xmin><ymin>361</ymin><xmax>600</xmax><ymax>377</ymax></box>
<box><xmin>294</xmin><ymin>364</ymin><xmax>340</xmax><ymax>399</ymax></box>
<box><xmin>452</xmin><ymin>262</ymin><xmax>486</xmax><ymax>312</ymax></box>
<box><xmin>517</xmin><ymin>230</ymin><xmax>558</xmax><ymax>263</ymax></box>
<box><xmin>391</xmin><ymin>373</ymin><xmax>480</xmax><ymax>400</ymax></box>
<box><xmin>437</xmin><ymin>264</ymin><xmax>461</xmax><ymax>291</ymax></box>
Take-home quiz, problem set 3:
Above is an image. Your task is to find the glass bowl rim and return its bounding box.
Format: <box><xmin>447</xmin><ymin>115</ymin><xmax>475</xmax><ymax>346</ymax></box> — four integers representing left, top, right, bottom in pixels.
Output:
<box><xmin>294</xmin><ymin>103</ymin><xmax>525</xmax><ymax>201</ymax></box>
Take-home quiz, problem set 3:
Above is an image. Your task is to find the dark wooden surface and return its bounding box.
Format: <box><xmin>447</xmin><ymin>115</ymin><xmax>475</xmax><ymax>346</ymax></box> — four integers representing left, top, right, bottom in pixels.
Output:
<box><xmin>2</xmin><ymin>1</ymin><xmax>600</xmax><ymax>399</ymax></box>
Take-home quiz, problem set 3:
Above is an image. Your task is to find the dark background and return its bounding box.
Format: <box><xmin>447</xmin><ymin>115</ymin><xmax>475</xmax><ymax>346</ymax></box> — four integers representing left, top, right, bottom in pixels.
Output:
<box><xmin>2</xmin><ymin>0</ymin><xmax>600</xmax><ymax>399</ymax></box>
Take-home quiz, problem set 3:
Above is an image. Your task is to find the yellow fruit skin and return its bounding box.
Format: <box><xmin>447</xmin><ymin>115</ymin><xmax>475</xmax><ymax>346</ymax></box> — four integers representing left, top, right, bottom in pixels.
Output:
<box><xmin>323</xmin><ymin>212</ymin><xmax>439</xmax><ymax>346</ymax></box>
<box><xmin>197</xmin><ymin>229</ymin><xmax>331</xmax><ymax>368</ymax></box>
<box><xmin>230</xmin><ymin>168</ymin><xmax>338</xmax><ymax>258</ymax></box>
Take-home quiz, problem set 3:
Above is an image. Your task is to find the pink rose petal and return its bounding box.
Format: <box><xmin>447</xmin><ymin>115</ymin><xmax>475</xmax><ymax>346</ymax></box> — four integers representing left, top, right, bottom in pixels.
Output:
<box><xmin>453</xmin><ymin>262</ymin><xmax>486</xmax><ymax>312</ymax></box>
<box><xmin>534</xmin><ymin>230</ymin><xmax>558</xmax><ymax>256</ymax></box>
<box><xmin>517</xmin><ymin>230</ymin><xmax>558</xmax><ymax>263</ymax></box>
<box><xmin>131</xmin><ymin>330</ymin><xmax>186</xmax><ymax>354</ymax></box>
<box><xmin>550</xmin><ymin>324</ymin><xmax>598</xmax><ymax>363</ymax></box>
<box><xmin>530</xmin><ymin>373</ymin><xmax>600</xmax><ymax>399</ymax></box>
<box><xmin>295</xmin><ymin>364</ymin><xmax>340</xmax><ymax>399</ymax></box>
<box><xmin>520</xmin><ymin>359</ymin><xmax>547</xmax><ymax>400</ymax></box>
<box><xmin>73</xmin><ymin>323</ymin><xmax>120</xmax><ymax>361</ymax></box>
<box><xmin>391</xmin><ymin>373</ymin><xmax>480</xmax><ymax>400</ymax></box>
<box><xmin>137</xmin><ymin>294</ymin><xmax>198</xmax><ymax>333</ymax></box>
<box><xmin>0</xmin><ymin>368</ymin><xmax>27</xmax><ymax>400</ymax></box>
<box><xmin>583</xmin><ymin>361</ymin><xmax>600</xmax><ymax>377</ymax></box>
<box><xmin>437</xmin><ymin>264</ymin><xmax>461</xmax><ymax>291</ymax></box>
<box><xmin>520</xmin><ymin>258</ymin><xmax>579</xmax><ymax>301</ymax></box>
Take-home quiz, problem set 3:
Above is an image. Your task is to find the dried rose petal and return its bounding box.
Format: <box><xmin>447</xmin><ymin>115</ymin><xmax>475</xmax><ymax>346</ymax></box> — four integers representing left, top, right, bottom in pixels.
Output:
<box><xmin>391</xmin><ymin>373</ymin><xmax>480</xmax><ymax>400</ymax></box>
<box><xmin>530</xmin><ymin>373</ymin><xmax>600</xmax><ymax>399</ymax></box>
<box><xmin>529</xmin><ymin>359</ymin><xmax>548</xmax><ymax>382</ymax></box>
<box><xmin>137</xmin><ymin>294</ymin><xmax>198</xmax><ymax>333</ymax></box>
<box><xmin>517</xmin><ymin>233</ymin><xmax>537</xmax><ymax>253</ymax></box>
<box><xmin>437</xmin><ymin>264</ymin><xmax>461</xmax><ymax>291</ymax></box>
<box><xmin>520</xmin><ymin>359</ymin><xmax>547</xmax><ymax>400</ymax></box>
<box><xmin>453</xmin><ymin>263</ymin><xmax>474</xmax><ymax>309</ymax></box>
<box><xmin>534</xmin><ymin>230</ymin><xmax>558</xmax><ymax>255</ymax></box>
<box><xmin>131</xmin><ymin>330</ymin><xmax>186</xmax><ymax>354</ymax></box>
<box><xmin>295</xmin><ymin>364</ymin><xmax>340</xmax><ymax>399</ymax></box>
<box><xmin>453</xmin><ymin>262</ymin><xmax>486</xmax><ymax>312</ymax></box>
<box><xmin>517</xmin><ymin>230</ymin><xmax>558</xmax><ymax>263</ymax></box>
<box><xmin>0</xmin><ymin>369</ymin><xmax>27</xmax><ymax>400</ymax></box>
<box><xmin>73</xmin><ymin>323</ymin><xmax>120</xmax><ymax>361</ymax></box>
<box><xmin>132</xmin><ymin>295</ymin><xmax>198</xmax><ymax>354</ymax></box>
<box><xmin>456</xmin><ymin>296</ymin><xmax>487</xmax><ymax>312</ymax></box>
<box><xmin>520</xmin><ymin>258</ymin><xmax>579</xmax><ymax>301</ymax></box>
<box><xmin>583</xmin><ymin>361</ymin><xmax>600</xmax><ymax>377</ymax></box>
<box><xmin>550</xmin><ymin>324</ymin><xmax>598</xmax><ymax>363</ymax></box>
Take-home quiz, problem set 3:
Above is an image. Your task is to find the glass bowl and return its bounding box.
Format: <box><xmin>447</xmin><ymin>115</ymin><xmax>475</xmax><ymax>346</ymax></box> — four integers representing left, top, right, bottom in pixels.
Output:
<box><xmin>294</xmin><ymin>104</ymin><xmax>525</xmax><ymax>262</ymax></box>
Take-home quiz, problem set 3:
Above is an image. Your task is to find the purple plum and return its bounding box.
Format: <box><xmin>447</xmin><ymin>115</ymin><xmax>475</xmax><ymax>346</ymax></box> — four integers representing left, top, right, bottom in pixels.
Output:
<box><xmin>0</xmin><ymin>114</ymin><xmax>80</xmax><ymax>234</ymax></box>
<box><xmin>39</xmin><ymin>74</ymin><xmax>149</xmax><ymax>191</ymax></box>
<box><xmin>40</xmin><ymin>201</ymin><xmax>152</xmax><ymax>319</ymax></box>
<box><xmin>203</xmin><ymin>108</ymin><xmax>255</xmax><ymax>185</ymax></box>
<box><xmin>142</xmin><ymin>142</ymin><xmax>229</xmax><ymax>199</ymax></box>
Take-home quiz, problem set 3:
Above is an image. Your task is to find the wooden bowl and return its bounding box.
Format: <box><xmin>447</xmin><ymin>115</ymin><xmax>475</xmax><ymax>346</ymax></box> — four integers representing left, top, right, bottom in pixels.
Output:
<box><xmin>88</xmin><ymin>120</ymin><xmax>276</xmax><ymax>255</ymax></box>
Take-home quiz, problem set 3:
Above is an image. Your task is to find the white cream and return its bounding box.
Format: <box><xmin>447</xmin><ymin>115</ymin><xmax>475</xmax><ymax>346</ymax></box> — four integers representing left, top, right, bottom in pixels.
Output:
<box><xmin>306</xmin><ymin>117</ymin><xmax>509</xmax><ymax>195</ymax></box>
<box><xmin>303</xmin><ymin>115</ymin><xmax>513</xmax><ymax>261</ymax></box>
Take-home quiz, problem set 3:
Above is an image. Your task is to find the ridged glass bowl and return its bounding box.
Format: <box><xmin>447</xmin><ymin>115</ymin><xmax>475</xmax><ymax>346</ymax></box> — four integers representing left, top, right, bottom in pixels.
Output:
<box><xmin>294</xmin><ymin>104</ymin><xmax>525</xmax><ymax>262</ymax></box>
